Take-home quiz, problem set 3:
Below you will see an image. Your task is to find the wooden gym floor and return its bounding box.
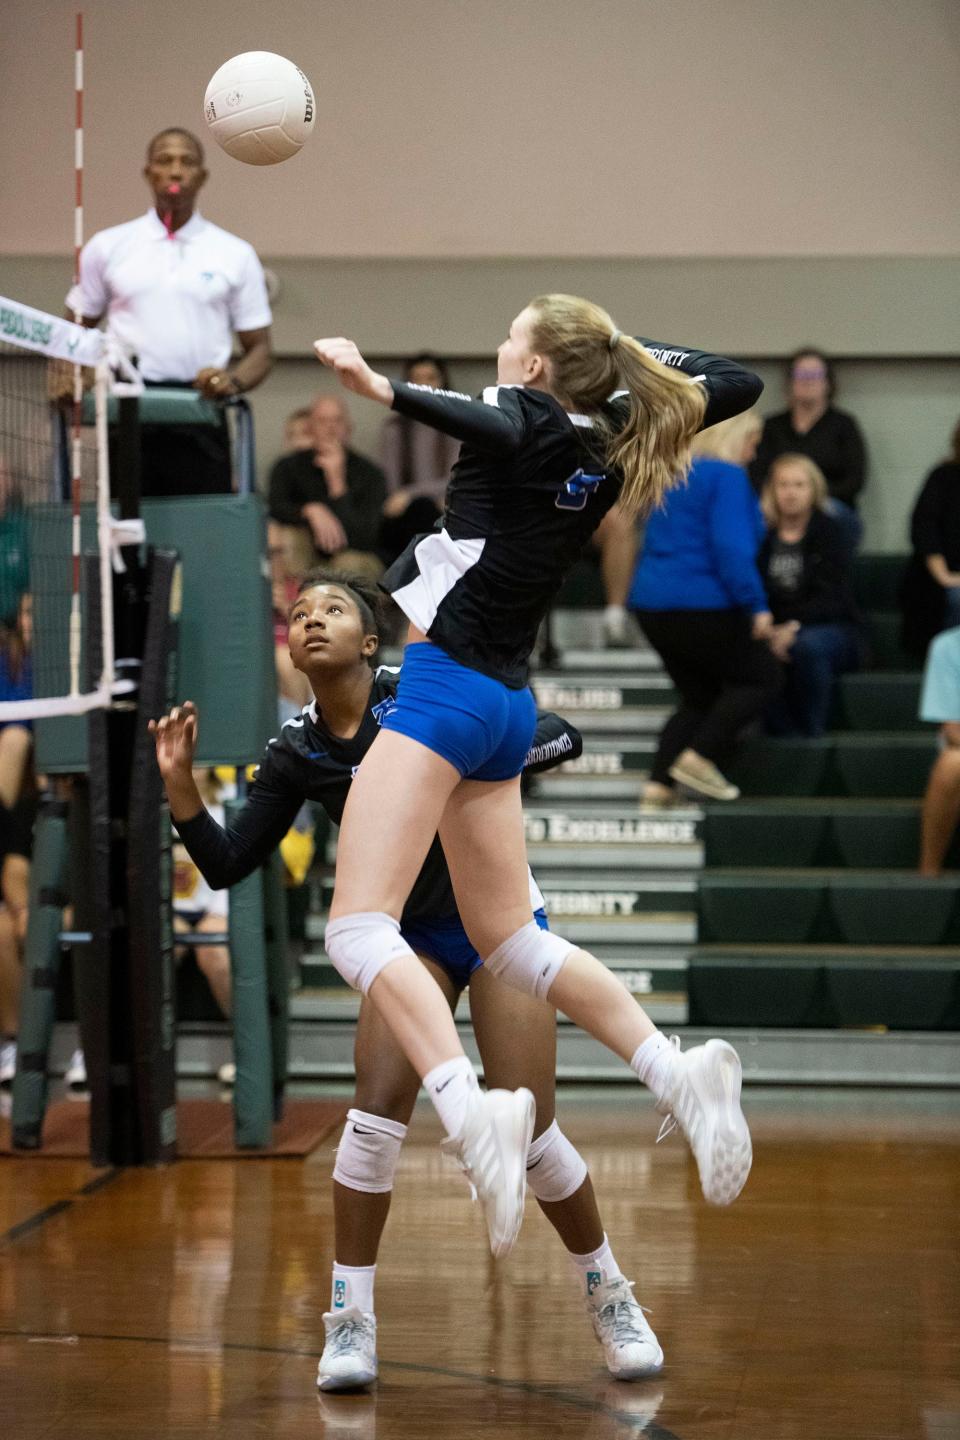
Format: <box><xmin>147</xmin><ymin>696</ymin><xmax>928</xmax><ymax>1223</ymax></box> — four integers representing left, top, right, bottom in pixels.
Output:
<box><xmin>1</xmin><ymin>1086</ymin><xmax>958</xmax><ymax>1440</ymax></box>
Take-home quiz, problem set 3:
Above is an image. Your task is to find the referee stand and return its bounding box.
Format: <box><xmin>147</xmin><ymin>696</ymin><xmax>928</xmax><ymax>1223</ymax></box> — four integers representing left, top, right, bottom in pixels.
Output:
<box><xmin>14</xmin><ymin>388</ymin><xmax>285</xmax><ymax>1159</ymax></box>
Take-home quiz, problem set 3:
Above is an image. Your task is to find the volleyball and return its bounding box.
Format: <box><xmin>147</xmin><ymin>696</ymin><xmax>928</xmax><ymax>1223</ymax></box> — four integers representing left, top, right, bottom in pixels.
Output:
<box><xmin>203</xmin><ymin>51</ymin><xmax>315</xmax><ymax>165</ymax></box>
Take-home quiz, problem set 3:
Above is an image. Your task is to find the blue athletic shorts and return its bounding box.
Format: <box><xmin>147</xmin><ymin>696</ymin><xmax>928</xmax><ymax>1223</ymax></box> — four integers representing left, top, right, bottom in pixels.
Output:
<box><xmin>401</xmin><ymin>907</ymin><xmax>550</xmax><ymax>989</ymax></box>
<box><xmin>381</xmin><ymin>642</ymin><xmax>538</xmax><ymax>781</ymax></box>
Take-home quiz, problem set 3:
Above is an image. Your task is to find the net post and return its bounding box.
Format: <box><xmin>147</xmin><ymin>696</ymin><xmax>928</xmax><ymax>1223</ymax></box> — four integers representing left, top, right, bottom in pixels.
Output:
<box><xmin>9</xmin><ymin>796</ymin><xmax>71</xmax><ymax>1149</ymax></box>
<box><xmin>124</xmin><ymin>549</ymin><xmax>180</xmax><ymax>1163</ymax></box>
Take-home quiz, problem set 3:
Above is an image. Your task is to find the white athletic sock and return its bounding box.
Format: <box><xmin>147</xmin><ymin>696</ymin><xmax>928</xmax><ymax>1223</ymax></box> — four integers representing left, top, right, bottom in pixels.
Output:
<box><xmin>331</xmin><ymin>1262</ymin><xmax>376</xmax><ymax>1316</ymax></box>
<box><xmin>630</xmin><ymin>1031</ymin><xmax>678</xmax><ymax>1105</ymax></box>
<box><xmin>423</xmin><ymin>1055</ymin><xmax>478</xmax><ymax>1139</ymax></box>
<box><xmin>569</xmin><ymin>1234</ymin><xmax>625</xmax><ymax>1300</ymax></box>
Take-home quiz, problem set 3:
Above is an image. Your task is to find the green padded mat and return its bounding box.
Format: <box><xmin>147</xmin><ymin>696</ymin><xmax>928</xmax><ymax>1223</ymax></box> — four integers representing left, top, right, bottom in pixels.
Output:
<box><xmin>34</xmin><ymin>493</ymin><xmax>276</xmax><ymax>772</ymax></box>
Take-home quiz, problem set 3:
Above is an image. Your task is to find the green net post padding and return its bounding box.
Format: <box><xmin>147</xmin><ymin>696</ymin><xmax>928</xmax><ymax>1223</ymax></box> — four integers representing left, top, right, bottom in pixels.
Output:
<box><xmin>225</xmin><ymin>798</ymin><xmax>273</xmax><ymax>1149</ymax></box>
<box><xmin>35</xmin><ymin>493</ymin><xmax>277</xmax><ymax>772</ymax></box>
<box><xmin>10</xmin><ymin>797</ymin><xmax>70</xmax><ymax>1148</ymax></box>
<box><xmin>262</xmin><ymin>850</ymin><xmax>290</xmax><ymax>1121</ymax></box>
<box><xmin>82</xmin><ymin>387</ymin><xmax>223</xmax><ymax>428</ymax></box>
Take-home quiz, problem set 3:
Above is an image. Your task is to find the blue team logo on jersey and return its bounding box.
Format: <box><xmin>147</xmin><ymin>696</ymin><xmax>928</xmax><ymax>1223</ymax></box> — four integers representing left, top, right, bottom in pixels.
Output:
<box><xmin>371</xmin><ymin>695</ymin><xmax>398</xmax><ymax>726</ymax></box>
<box><xmin>556</xmin><ymin>469</ymin><xmax>604</xmax><ymax>511</ymax></box>
<box><xmin>333</xmin><ymin>1278</ymin><xmax>346</xmax><ymax>1310</ymax></box>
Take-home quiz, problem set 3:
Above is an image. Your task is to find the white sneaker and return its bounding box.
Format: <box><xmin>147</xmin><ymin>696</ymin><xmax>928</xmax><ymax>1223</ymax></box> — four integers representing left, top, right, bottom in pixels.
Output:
<box><xmin>442</xmin><ymin>1086</ymin><xmax>535</xmax><ymax>1259</ymax></box>
<box><xmin>65</xmin><ymin>1048</ymin><xmax>88</xmax><ymax>1090</ymax></box>
<box><xmin>603</xmin><ymin>609</ymin><xmax>633</xmax><ymax>649</ymax></box>
<box><xmin>317</xmin><ymin>1307</ymin><xmax>378</xmax><ymax>1391</ymax></box>
<box><xmin>656</xmin><ymin>1038</ymin><xmax>752</xmax><ymax>1205</ymax></box>
<box><xmin>0</xmin><ymin>1039</ymin><xmax>16</xmax><ymax>1087</ymax></box>
<box><xmin>588</xmin><ymin>1276</ymin><xmax>664</xmax><ymax>1380</ymax></box>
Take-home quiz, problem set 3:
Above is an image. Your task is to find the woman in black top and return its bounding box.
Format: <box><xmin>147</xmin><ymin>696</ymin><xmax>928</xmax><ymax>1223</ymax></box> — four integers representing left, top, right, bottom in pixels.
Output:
<box><xmin>901</xmin><ymin>417</ymin><xmax>960</xmax><ymax>656</ymax></box>
<box><xmin>310</xmin><ymin>296</ymin><xmax>760</xmax><ymax>1252</ymax></box>
<box><xmin>758</xmin><ymin>454</ymin><xmax>864</xmax><ymax>736</ymax></box>
<box><xmin>153</xmin><ymin>574</ymin><xmax>666</xmax><ymax>1388</ymax></box>
<box><xmin>751</xmin><ymin>348</ymin><xmax>867</xmax><ymax>553</ymax></box>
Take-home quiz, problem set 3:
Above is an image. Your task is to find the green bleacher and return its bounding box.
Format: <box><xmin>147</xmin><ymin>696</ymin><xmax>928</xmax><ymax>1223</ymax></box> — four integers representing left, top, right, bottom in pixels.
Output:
<box><xmin>689</xmin><ymin>552</ymin><xmax>960</xmax><ymax>1037</ymax></box>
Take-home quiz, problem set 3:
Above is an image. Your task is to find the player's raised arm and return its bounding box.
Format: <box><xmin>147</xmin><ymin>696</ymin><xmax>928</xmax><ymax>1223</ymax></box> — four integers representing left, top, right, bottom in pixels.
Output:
<box><xmin>151</xmin><ymin>704</ymin><xmax>301</xmax><ymax>890</ymax></box>
<box><xmin>635</xmin><ymin>337</ymin><xmax>764</xmax><ymax>429</ymax></box>
<box><xmin>314</xmin><ymin>336</ymin><xmax>528</xmax><ymax>456</ymax></box>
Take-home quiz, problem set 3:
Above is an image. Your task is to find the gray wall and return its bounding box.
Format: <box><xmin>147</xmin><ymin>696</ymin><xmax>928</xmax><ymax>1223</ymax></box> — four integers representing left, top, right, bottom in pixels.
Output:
<box><xmin>3</xmin><ymin>0</ymin><xmax>960</xmax><ymax>258</ymax></box>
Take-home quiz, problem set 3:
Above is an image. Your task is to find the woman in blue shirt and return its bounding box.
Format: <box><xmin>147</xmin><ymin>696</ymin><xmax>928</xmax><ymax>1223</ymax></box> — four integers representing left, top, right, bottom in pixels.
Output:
<box><xmin>630</xmin><ymin>410</ymin><xmax>782</xmax><ymax>803</ymax></box>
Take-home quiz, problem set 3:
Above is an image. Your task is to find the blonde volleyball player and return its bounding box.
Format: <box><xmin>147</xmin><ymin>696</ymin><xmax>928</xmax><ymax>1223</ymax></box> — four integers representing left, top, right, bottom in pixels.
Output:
<box><xmin>153</xmin><ymin>573</ymin><xmax>663</xmax><ymax>1390</ymax></box>
<box><xmin>314</xmin><ymin>299</ymin><xmax>761</xmax><ymax>1254</ymax></box>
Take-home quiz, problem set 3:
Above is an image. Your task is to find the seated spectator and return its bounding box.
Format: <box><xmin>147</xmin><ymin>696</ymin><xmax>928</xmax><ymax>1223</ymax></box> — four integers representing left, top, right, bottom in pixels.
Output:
<box><xmin>0</xmin><ymin>593</ymin><xmax>35</xmax><ymax>1087</ymax></box>
<box><xmin>283</xmin><ymin>406</ymin><xmax>315</xmax><ymax>454</ymax></box>
<box><xmin>750</xmin><ymin>348</ymin><xmax>867</xmax><ymax>554</ymax></box>
<box><xmin>0</xmin><ymin>460</ymin><xmax>29</xmax><ymax>632</ymax></box>
<box><xmin>268</xmin><ymin>394</ymin><xmax>386</xmax><ymax>580</ymax></box>
<box><xmin>379</xmin><ymin>353</ymin><xmax>459</xmax><ymax>564</ymax></box>
<box><xmin>759</xmin><ymin>455</ymin><xmax>864</xmax><ymax>737</ymax></box>
<box><xmin>900</xmin><ymin>416</ymin><xmax>960</xmax><ymax>658</ymax></box>
<box><xmin>917</xmin><ymin>626</ymin><xmax>960</xmax><ymax>876</ymax></box>
<box><xmin>0</xmin><ymin>593</ymin><xmax>33</xmax><ymax>810</ymax></box>
<box><xmin>629</xmin><ymin>410</ymin><xmax>781</xmax><ymax>804</ymax></box>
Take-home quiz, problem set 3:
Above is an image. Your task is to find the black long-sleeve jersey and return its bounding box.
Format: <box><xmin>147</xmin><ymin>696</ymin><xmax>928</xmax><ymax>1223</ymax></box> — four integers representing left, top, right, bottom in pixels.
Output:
<box><xmin>382</xmin><ymin>338</ymin><xmax>763</xmax><ymax>688</ymax></box>
<box><xmin>174</xmin><ymin>666</ymin><xmax>582</xmax><ymax>924</ymax></box>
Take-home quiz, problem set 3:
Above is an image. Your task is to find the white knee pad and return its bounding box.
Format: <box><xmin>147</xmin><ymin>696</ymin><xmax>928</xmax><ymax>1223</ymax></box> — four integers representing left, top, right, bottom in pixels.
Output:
<box><xmin>332</xmin><ymin>1109</ymin><xmax>408</xmax><ymax>1194</ymax></box>
<box><xmin>525</xmin><ymin>1120</ymin><xmax>588</xmax><ymax>1203</ymax></box>
<box><xmin>324</xmin><ymin>911</ymin><xmax>417</xmax><ymax>995</ymax></box>
<box><xmin>485</xmin><ymin>921</ymin><xmax>575</xmax><ymax>1000</ymax></box>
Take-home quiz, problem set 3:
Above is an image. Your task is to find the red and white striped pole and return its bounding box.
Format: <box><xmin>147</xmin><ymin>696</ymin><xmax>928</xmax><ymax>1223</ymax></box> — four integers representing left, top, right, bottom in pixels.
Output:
<box><xmin>69</xmin><ymin>11</ymin><xmax>84</xmax><ymax>693</ymax></box>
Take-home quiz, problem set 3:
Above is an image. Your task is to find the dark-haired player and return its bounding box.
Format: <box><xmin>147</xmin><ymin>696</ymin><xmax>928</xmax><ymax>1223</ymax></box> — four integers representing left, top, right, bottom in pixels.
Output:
<box><xmin>153</xmin><ymin>572</ymin><xmax>664</xmax><ymax>1391</ymax></box>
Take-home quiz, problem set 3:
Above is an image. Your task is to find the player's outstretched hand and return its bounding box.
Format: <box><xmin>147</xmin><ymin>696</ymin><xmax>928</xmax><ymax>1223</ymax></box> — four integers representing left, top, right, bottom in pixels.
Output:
<box><xmin>150</xmin><ymin>701</ymin><xmax>199</xmax><ymax>781</ymax></box>
<box><xmin>313</xmin><ymin>338</ymin><xmax>394</xmax><ymax>407</ymax></box>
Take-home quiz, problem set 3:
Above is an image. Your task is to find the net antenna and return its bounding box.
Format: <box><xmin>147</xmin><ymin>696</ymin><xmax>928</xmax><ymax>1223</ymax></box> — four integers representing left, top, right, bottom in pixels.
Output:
<box><xmin>0</xmin><ymin>12</ymin><xmax>141</xmax><ymax>724</ymax></box>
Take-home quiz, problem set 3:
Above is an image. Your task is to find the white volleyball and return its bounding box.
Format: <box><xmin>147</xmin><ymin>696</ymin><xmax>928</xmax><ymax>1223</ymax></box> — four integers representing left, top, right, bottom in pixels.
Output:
<box><xmin>204</xmin><ymin>51</ymin><xmax>315</xmax><ymax>166</ymax></box>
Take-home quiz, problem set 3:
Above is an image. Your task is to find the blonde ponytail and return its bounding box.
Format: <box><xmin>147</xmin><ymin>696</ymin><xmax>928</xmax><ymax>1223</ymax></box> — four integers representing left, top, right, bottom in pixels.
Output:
<box><xmin>606</xmin><ymin>335</ymin><xmax>706</xmax><ymax>516</ymax></box>
<box><xmin>527</xmin><ymin>295</ymin><xmax>706</xmax><ymax>519</ymax></box>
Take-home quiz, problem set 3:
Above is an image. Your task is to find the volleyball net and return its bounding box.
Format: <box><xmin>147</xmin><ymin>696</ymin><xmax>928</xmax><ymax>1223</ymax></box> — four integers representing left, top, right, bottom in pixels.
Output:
<box><xmin>0</xmin><ymin>294</ymin><xmax>138</xmax><ymax>722</ymax></box>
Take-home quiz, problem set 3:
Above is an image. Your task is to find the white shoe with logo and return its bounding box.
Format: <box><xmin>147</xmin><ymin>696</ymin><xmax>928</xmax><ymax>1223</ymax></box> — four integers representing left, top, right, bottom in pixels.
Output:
<box><xmin>317</xmin><ymin>1306</ymin><xmax>378</xmax><ymax>1391</ymax></box>
<box><xmin>588</xmin><ymin>1276</ymin><xmax>664</xmax><ymax>1380</ymax></box>
<box><xmin>657</xmin><ymin>1037</ymin><xmax>752</xmax><ymax>1205</ymax></box>
<box><xmin>442</xmin><ymin>1086</ymin><xmax>535</xmax><ymax>1259</ymax></box>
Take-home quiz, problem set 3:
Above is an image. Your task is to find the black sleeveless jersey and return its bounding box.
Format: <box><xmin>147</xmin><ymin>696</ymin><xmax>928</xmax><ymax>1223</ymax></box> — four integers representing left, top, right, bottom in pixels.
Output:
<box><xmin>382</xmin><ymin>337</ymin><xmax>763</xmax><ymax>687</ymax></box>
<box><xmin>174</xmin><ymin>666</ymin><xmax>580</xmax><ymax>924</ymax></box>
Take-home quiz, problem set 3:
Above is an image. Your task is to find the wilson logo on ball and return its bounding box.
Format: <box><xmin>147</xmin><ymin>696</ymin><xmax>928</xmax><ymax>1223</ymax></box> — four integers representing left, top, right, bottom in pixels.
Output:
<box><xmin>204</xmin><ymin>51</ymin><xmax>316</xmax><ymax>166</ymax></box>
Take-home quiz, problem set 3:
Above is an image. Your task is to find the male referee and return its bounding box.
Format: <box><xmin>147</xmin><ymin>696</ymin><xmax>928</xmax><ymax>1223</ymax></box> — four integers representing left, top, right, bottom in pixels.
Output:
<box><xmin>60</xmin><ymin>127</ymin><xmax>273</xmax><ymax>497</ymax></box>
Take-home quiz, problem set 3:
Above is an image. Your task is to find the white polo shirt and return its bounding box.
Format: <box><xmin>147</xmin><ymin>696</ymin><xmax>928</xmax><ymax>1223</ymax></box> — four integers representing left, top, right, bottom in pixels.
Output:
<box><xmin>66</xmin><ymin>209</ymin><xmax>272</xmax><ymax>383</ymax></box>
